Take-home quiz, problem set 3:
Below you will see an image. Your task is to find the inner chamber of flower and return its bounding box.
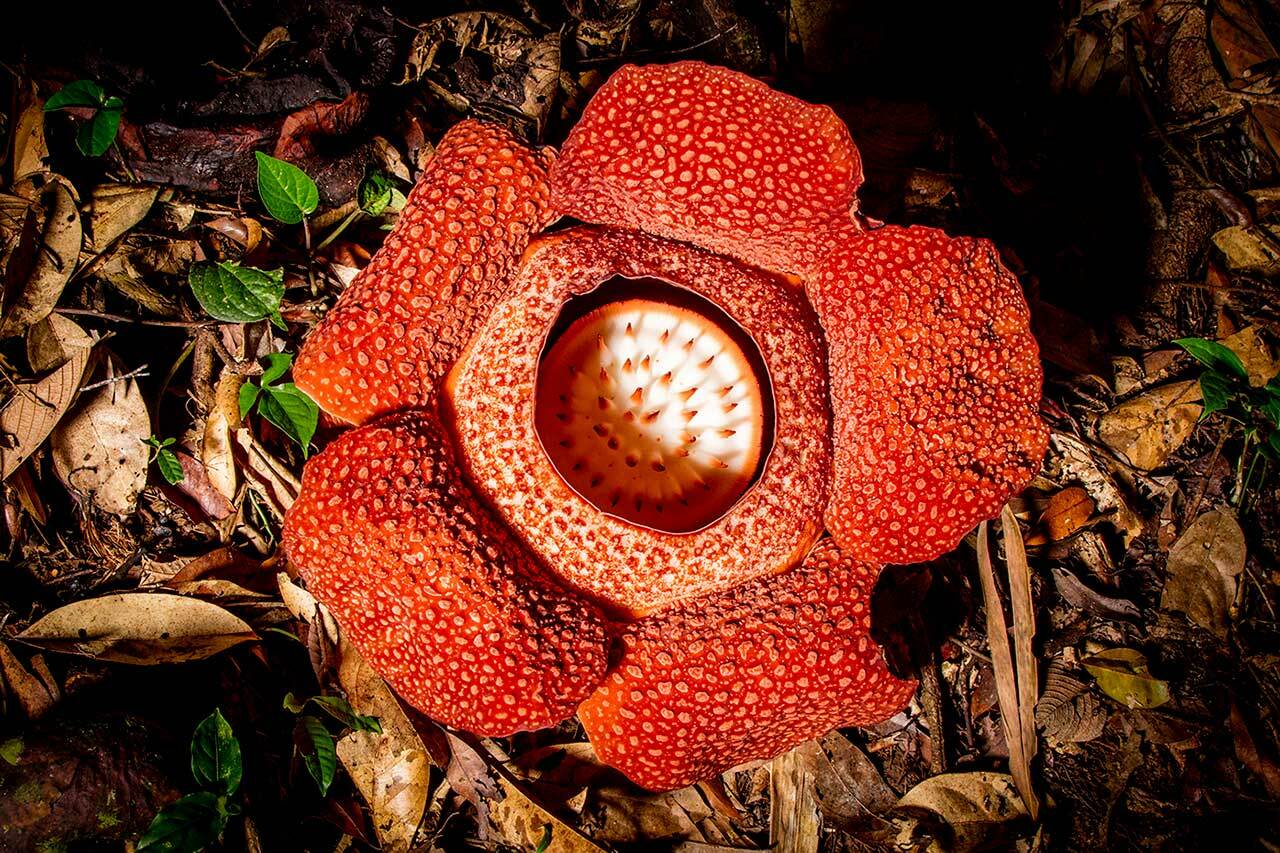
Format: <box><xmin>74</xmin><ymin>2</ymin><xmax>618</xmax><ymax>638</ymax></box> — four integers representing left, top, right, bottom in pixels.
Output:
<box><xmin>534</xmin><ymin>278</ymin><xmax>774</xmax><ymax>533</ymax></box>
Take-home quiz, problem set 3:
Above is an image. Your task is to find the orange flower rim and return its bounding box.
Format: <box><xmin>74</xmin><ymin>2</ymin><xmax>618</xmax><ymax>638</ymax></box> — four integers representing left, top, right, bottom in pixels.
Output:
<box><xmin>283</xmin><ymin>62</ymin><xmax>1048</xmax><ymax>792</ymax></box>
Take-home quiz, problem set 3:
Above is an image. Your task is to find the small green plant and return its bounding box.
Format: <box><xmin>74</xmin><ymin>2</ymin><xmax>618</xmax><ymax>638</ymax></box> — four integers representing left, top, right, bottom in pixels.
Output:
<box><xmin>255</xmin><ymin>152</ymin><xmax>318</xmax><ymax>226</ymax></box>
<box><xmin>144</xmin><ymin>436</ymin><xmax>185</xmax><ymax>485</ymax></box>
<box><xmin>138</xmin><ymin>709</ymin><xmax>242</xmax><ymax>852</ymax></box>
<box><xmin>239</xmin><ymin>353</ymin><xmax>319</xmax><ymax>457</ymax></box>
<box><xmin>315</xmin><ymin>169</ymin><xmax>407</xmax><ymax>250</ymax></box>
<box><xmin>1176</xmin><ymin>336</ymin><xmax>1280</xmax><ymax>503</ymax></box>
<box><xmin>283</xmin><ymin>693</ymin><xmax>381</xmax><ymax>795</ymax></box>
<box><xmin>44</xmin><ymin>79</ymin><xmax>124</xmax><ymax>157</ymax></box>
<box><xmin>188</xmin><ymin>261</ymin><xmax>286</xmax><ymax>329</ymax></box>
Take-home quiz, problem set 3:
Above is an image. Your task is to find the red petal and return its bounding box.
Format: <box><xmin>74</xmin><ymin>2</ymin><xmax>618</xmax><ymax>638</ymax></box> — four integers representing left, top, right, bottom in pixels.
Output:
<box><xmin>809</xmin><ymin>224</ymin><xmax>1048</xmax><ymax>565</ymax></box>
<box><xmin>294</xmin><ymin>120</ymin><xmax>556</xmax><ymax>425</ymax></box>
<box><xmin>445</xmin><ymin>226</ymin><xmax>831</xmax><ymax>618</ymax></box>
<box><xmin>579</xmin><ymin>538</ymin><xmax>915</xmax><ymax>791</ymax></box>
<box><xmin>551</xmin><ymin>62</ymin><xmax>863</xmax><ymax>276</ymax></box>
<box><xmin>283</xmin><ymin>409</ymin><xmax>610</xmax><ymax>735</ymax></box>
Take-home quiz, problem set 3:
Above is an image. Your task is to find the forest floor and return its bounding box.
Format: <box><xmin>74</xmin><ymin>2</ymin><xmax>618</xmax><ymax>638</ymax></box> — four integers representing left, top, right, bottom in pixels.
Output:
<box><xmin>1</xmin><ymin>1</ymin><xmax>1279</xmax><ymax>851</ymax></box>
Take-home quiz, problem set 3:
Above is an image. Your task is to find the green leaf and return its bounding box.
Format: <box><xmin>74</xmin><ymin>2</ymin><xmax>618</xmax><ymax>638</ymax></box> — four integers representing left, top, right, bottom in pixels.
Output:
<box><xmin>257</xmin><ymin>384</ymin><xmax>318</xmax><ymax>456</ymax></box>
<box><xmin>299</xmin><ymin>715</ymin><xmax>337</xmax><ymax>795</ymax></box>
<box><xmin>191</xmin><ymin>709</ymin><xmax>243</xmax><ymax>796</ymax></box>
<box><xmin>155</xmin><ymin>447</ymin><xmax>185</xmax><ymax>485</ymax></box>
<box><xmin>76</xmin><ymin>103</ymin><xmax>123</xmax><ymax>157</ymax></box>
<box><xmin>310</xmin><ymin>695</ymin><xmax>382</xmax><ymax>734</ymax></box>
<box><xmin>1083</xmin><ymin>648</ymin><xmax>1170</xmax><ymax>709</ymax></box>
<box><xmin>260</xmin><ymin>352</ymin><xmax>293</xmax><ymax>386</ymax></box>
<box><xmin>238</xmin><ymin>383</ymin><xmax>262</xmax><ymax>420</ymax></box>
<box><xmin>535</xmin><ymin>824</ymin><xmax>553</xmax><ymax>853</ymax></box>
<box><xmin>1199</xmin><ymin>371</ymin><xmax>1234</xmax><ymax>420</ymax></box>
<box><xmin>282</xmin><ymin>692</ymin><xmax>308</xmax><ymax>714</ymax></box>
<box><xmin>189</xmin><ymin>261</ymin><xmax>285</xmax><ymax>326</ymax></box>
<box><xmin>358</xmin><ymin>171</ymin><xmax>394</xmax><ymax>216</ymax></box>
<box><xmin>0</xmin><ymin>737</ymin><xmax>22</xmax><ymax>766</ymax></box>
<box><xmin>137</xmin><ymin>791</ymin><xmax>228</xmax><ymax>853</ymax></box>
<box><xmin>1175</xmin><ymin>338</ymin><xmax>1248</xmax><ymax>381</ymax></box>
<box><xmin>45</xmin><ymin>79</ymin><xmax>106</xmax><ymax>111</ymax></box>
<box><xmin>255</xmin><ymin>151</ymin><xmax>318</xmax><ymax>225</ymax></box>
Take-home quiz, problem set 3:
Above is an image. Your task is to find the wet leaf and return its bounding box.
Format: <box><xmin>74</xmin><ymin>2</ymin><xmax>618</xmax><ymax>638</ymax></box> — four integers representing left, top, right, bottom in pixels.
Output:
<box><xmin>1082</xmin><ymin>648</ymin><xmax>1171</xmax><ymax>709</ymax></box>
<box><xmin>0</xmin><ymin>314</ymin><xmax>94</xmax><ymax>480</ymax></box>
<box><xmin>1</xmin><ymin>176</ymin><xmax>82</xmax><ymax>338</ymax></box>
<box><xmin>1097</xmin><ymin>380</ymin><xmax>1202</xmax><ymax>470</ymax></box>
<box><xmin>1162</xmin><ymin>510</ymin><xmax>1246</xmax><ymax>640</ymax></box>
<box><xmin>255</xmin><ymin>151</ymin><xmax>318</xmax><ymax>224</ymax></box>
<box><xmin>50</xmin><ymin>357</ymin><xmax>151</xmax><ymax>515</ymax></box>
<box><xmin>188</xmin><ymin>261</ymin><xmax>285</xmax><ymax>326</ymax></box>
<box><xmin>191</xmin><ymin>709</ymin><xmax>242</xmax><ymax>795</ymax></box>
<box><xmin>893</xmin><ymin>771</ymin><xmax>1030</xmax><ymax>853</ymax></box>
<box><xmin>17</xmin><ymin>592</ymin><xmax>257</xmax><ymax>664</ymax></box>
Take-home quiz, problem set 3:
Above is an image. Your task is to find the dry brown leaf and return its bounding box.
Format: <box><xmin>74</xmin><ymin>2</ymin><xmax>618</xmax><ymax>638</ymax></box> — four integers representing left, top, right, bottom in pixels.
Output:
<box><xmin>50</xmin><ymin>356</ymin><xmax>151</xmax><ymax>515</ymax></box>
<box><xmin>1220</xmin><ymin>325</ymin><xmax>1280</xmax><ymax>386</ymax></box>
<box><xmin>10</xmin><ymin>84</ymin><xmax>49</xmax><ymax>182</ymax></box>
<box><xmin>233</xmin><ymin>428</ymin><xmax>299</xmax><ymax>518</ymax></box>
<box><xmin>1050</xmin><ymin>568</ymin><xmax>1140</xmax><ymax>620</ymax></box>
<box><xmin>202</xmin><ymin>372</ymin><xmax>242</xmax><ymax>502</ymax></box>
<box><xmin>1210</xmin><ymin>0</ymin><xmax>1280</xmax><ymax>164</ymax></box>
<box><xmin>0</xmin><ymin>641</ymin><xmax>58</xmax><ymax>719</ymax></box>
<box><xmin>794</xmin><ymin>732</ymin><xmax>896</xmax><ymax>832</ymax></box>
<box><xmin>1001</xmin><ymin>506</ymin><xmax>1039</xmax><ymax>819</ymax></box>
<box><xmin>1049</xmin><ymin>432</ymin><xmax>1144</xmax><ymax>545</ymax></box>
<box><xmin>976</xmin><ymin>517</ymin><xmax>1039</xmax><ymax>819</ymax></box>
<box><xmin>770</xmin><ymin>749</ymin><xmax>819</xmax><ymax>853</ymax></box>
<box><xmin>0</xmin><ymin>175</ymin><xmax>82</xmax><ymax>338</ymax></box>
<box><xmin>0</xmin><ymin>314</ymin><xmax>94</xmax><ymax>480</ymax></box>
<box><xmin>85</xmin><ymin>184</ymin><xmax>159</xmax><ymax>252</ymax></box>
<box><xmin>1211</xmin><ymin>224</ymin><xmax>1280</xmax><ymax>275</ymax></box>
<box><xmin>1162</xmin><ymin>509</ymin><xmax>1246</xmax><ymax>639</ymax></box>
<box><xmin>893</xmin><ymin>771</ymin><xmax>1030</xmax><ymax>852</ymax></box>
<box><xmin>17</xmin><ymin>592</ymin><xmax>256</xmax><ymax>664</ymax></box>
<box><xmin>1042</xmin><ymin>486</ymin><xmax>1094</xmax><ymax>541</ymax></box>
<box><xmin>1228</xmin><ymin>701</ymin><xmax>1280</xmax><ymax>800</ymax></box>
<box><xmin>278</xmin><ymin>575</ymin><xmax>431</xmax><ymax>852</ymax></box>
<box><xmin>1097</xmin><ymin>380</ymin><xmax>1202</xmax><ymax>471</ymax></box>
<box><xmin>1036</xmin><ymin>662</ymin><xmax>1106</xmax><ymax>747</ymax></box>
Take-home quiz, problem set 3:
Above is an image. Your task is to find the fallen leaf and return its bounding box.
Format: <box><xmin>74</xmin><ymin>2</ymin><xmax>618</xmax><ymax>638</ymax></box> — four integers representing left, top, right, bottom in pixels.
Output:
<box><xmin>795</xmin><ymin>731</ymin><xmax>897</xmax><ymax>832</ymax></box>
<box><xmin>10</xmin><ymin>84</ymin><xmax>49</xmax><ymax>181</ymax></box>
<box><xmin>1162</xmin><ymin>509</ymin><xmax>1246</xmax><ymax>640</ymax></box>
<box><xmin>0</xmin><ymin>175</ymin><xmax>82</xmax><ymax>338</ymax></box>
<box><xmin>1229</xmin><ymin>701</ymin><xmax>1280</xmax><ymax>799</ymax></box>
<box><xmin>1211</xmin><ymin>224</ymin><xmax>1280</xmax><ymax>274</ymax></box>
<box><xmin>893</xmin><ymin>771</ymin><xmax>1030</xmax><ymax>853</ymax></box>
<box><xmin>1210</xmin><ymin>0</ymin><xmax>1280</xmax><ymax>165</ymax></box>
<box><xmin>1049</xmin><ymin>432</ymin><xmax>1144</xmax><ymax>545</ymax></box>
<box><xmin>84</xmin><ymin>184</ymin><xmax>158</xmax><ymax>252</ymax></box>
<box><xmin>202</xmin><ymin>373</ymin><xmax>242</xmax><ymax>502</ymax></box>
<box><xmin>0</xmin><ymin>314</ymin><xmax>94</xmax><ymax>480</ymax></box>
<box><xmin>1036</xmin><ymin>662</ymin><xmax>1106</xmax><ymax>746</ymax></box>
<box><xmin>1050</xmin><ymin>568</ymin><xmax>1141</xmax><ymax>620</ymax></box>
<box><xmin>0</xmin><ymin>642</ymin><xmax>58</xmax><ymax>719</ymax></box>
<box><xmin>278</xmin><ymin>576</ymin><xmax>431</xmax><ymax>853</ymax></box>
<box><xmin>1220</xmin><ymin>325</ymin><xmax>1280</xmax><ymax>386</ymax></box>
<box><xmin>50</xmin><ymin>356</ymin><xmax>151</xmax><ymax>515</ymax></box>
<box><xmin>1082</xmin><ymin>648</ymin><xmax>1171</xmax><ymax>709</ymax></box>
<box><xmin>1042</xmin><ymin>486</ymin><xmax>1095</xmax><ymax>540</ymax></box>
<box><xmin>17</xmin><ymin>593</ymin><xmax>257</xmax><ymax>664</ymax></box>
<box><xmin>1097</xmin><ymin>380</ymin><xmax>1202</xmax><ymax>470</ymax></box>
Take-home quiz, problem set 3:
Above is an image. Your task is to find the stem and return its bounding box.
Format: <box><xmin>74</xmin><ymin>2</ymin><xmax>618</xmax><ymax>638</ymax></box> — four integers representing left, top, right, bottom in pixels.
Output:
<box><xmin>314</xmin><ymin>209</ymin><xmax>362</xmax><ymax>252</ymax></box>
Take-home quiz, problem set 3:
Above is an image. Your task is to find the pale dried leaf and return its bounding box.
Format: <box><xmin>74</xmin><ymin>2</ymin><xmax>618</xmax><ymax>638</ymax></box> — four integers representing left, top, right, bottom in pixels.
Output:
<box><xmin>17</xmin><ymin>592</ymin><xmax>256</xmax><ymax>664</ymax></box>
<box><xmin>10</xmin><ymin>84</ymin><xmax>49</xmax><ymax>181</ymax></box>
<box><xmin>202</xmin><ymin>373</ymin><xmax>242</xmax><ymax>502</ymax></box>
<box><xmin>1097</xmin><ymin>380</ymin><xmax>1202</xmax><ymax>471</ymax></box>
<box><xmin>1000</xmin><ymin>506</ymin><xmax>1039</xmax><ymax>820</ymax></box>
<box><xmin>51</xmin><ymin>357</ymin><xmax>151</xmax><ymax>515</ymax></box>
<box><xmin>1211</xmin><ymin>225</ymin><xmax>1280</xmax><ymax>275</ymax></box>
<box><xmin>1162</xmin><ymin>509</ymin><xmax>1246</xmax><ymax>639</ymax></box>
<box><xmin>893</xmin><ymin>771</ymin><xmax>1029</xmax><ymax>853</ymax></box>
<box><xmin>1</xmin><ymin>175</ymin><xmax>82</xmax><ymax>338</ymax></box>
<box><xmin>0</xmin><ymin>314</ymin><xmax>94</xmax><ymax>480</ymax></box>
<box><xmin>85</xmin><ymin>184</ymin><xmax>159</xmax><ymax>252</ymax></box>
<box><xmin>1036</xmin><ymin>662</ymin><xmax>1107</xmax><ymax>745</ymax></box>
<box><xmin>1220</xmin><ymin>325</ymin><xmax>1280</xmax><ymax>386</ymax></box>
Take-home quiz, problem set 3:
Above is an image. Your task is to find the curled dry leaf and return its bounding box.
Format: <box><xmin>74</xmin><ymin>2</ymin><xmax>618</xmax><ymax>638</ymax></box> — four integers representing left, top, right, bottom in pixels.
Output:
<box><xmin>17</xmin><ymin>592</ymin><xmax>256</xmax><ymax>664</ymax></box>
<box><xmin>50</xmin><ymin>356</ymin><xmax>151</xmax><ymax>515</ymax></box>
<box><xmin>0</xmin><ymin>175</ymin><xmax>82</xmax><ymax>339</ymax></box>
<box><xmin>85</xmin><ymin>184</ymin><xmax>159</xmax><ymax>252</ymax></box>
<box><xmin>1082</xmin><ymin>648</ymin><xmax>1171</xmax><ymax>709</ymax></box>
<box><xmin>0</xmin><ymin>314</ymin><xmax>94</xmax><ymax>480</ymax></box>
<box><xmin>277</xmin><ymin>575</ymin><xmax>431</xmax><ymax>853</ymax></box>
<box><xmin>1162</xmin><ymin>509</ymin><xmax>1246</xmax><ymax>640</ymax></box>
<box><xmin>0</xmin><ymin>641</ymin><xmax>58</xmax><ymax>719</ymax></box>
<box><xmin>1097</xmin><ymin>380</ymin><xmax>1202</xmax><ymax>471</ymax></box>
<box><xmin>893</xmin><ymin>771</ymin><xmax>1030</xmax><ymax>853</ymax></box>
<box><xmin>1042</xmin><ymin>485</ymin><xmax>1095</xmax><ymax>541</ymax></box>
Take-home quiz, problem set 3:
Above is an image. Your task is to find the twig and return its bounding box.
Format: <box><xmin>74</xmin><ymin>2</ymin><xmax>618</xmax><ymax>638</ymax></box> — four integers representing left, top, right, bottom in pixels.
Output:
<box><xmin>56</xmin><ymin>308</ymin><xmax>212</xmax><ymax>329</ymax></box>
<box><xmin>80</xmin><ymin>365</ymin><xmax>149</xmax><ymax>392</ymax></box>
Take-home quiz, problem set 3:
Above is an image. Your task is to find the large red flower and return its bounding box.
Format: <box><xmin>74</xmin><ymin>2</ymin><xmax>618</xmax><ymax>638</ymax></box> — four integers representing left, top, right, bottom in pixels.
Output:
<box><xmin>284</xmin><ymin>61</ymin><xmax>1047</xmax><ymax>792</ymax></box>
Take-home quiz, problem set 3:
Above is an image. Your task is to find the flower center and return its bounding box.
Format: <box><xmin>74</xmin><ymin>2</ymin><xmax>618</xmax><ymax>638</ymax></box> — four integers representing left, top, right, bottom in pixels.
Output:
<box><xmin>535</xmin><ymin>294</ymin><xmax>767</xmax><ymax>533</ymax></box>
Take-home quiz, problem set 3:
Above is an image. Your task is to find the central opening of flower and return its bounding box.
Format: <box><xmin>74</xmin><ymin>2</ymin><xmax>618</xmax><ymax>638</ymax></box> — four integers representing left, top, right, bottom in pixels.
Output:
<box><xmin>535</xmin><ymin>280</ymin><xmax>772</xmax><ymax>533</ymax></box>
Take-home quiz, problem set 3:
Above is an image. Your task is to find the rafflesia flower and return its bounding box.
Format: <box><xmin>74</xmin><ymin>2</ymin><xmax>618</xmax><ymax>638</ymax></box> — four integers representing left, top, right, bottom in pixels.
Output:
<box><xmin>283</xmin><ymin>62</ymin><xmax>1048</xmax><ymax>792</ymax></box>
